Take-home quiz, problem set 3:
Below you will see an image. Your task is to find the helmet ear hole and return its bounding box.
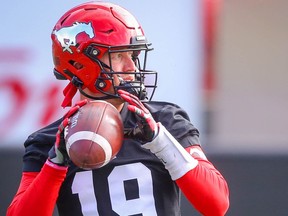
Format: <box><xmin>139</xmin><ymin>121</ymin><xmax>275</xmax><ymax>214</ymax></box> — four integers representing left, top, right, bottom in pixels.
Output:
<box><xmin>68</xmin><ymin>60</ymin><xmax>83</xmax><ymax>69</ymax></box>
<box><xmin>73</xmin><ymin>62</ymin><xmax>83</xmax><ymax>69</ymax></box>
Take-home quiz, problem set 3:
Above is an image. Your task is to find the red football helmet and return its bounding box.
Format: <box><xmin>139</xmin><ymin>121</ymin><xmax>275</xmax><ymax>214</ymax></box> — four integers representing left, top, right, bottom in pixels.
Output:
<box><xmin>51</xmin><ymin>2</ymin><xmax>157</xmax><ymax>107</ymax></box>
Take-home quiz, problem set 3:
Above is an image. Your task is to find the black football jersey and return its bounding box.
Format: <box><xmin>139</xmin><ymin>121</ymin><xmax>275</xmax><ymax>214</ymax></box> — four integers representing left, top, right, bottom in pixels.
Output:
<box><xmin>23</xmin><ymin>101</ymin><xmax>200</xmax><ymax>216</ymax></box>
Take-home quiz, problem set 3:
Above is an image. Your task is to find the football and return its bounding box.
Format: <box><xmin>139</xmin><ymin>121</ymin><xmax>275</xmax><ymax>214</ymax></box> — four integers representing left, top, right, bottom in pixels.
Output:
<box><xmin>64</xmin><ymin>100</ymin><xmax>124</xmax><ymax>170</ymax></box>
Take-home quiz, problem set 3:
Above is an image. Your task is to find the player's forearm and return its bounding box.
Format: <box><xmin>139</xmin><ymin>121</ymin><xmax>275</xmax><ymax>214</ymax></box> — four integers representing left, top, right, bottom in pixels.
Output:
<box><xmin>7</xmin><ymin>161</ymin><xmax>67</xmax><ymax>216</ymax></box>
<box><xmin>176</xmin><ymin>159</ymin><xmax>230</xmax><ymax>216</ymax></box>
<box><xmin>142</xmin><ymin>123</ymin><xmax>229</xmax><ymax>215</ymax></box>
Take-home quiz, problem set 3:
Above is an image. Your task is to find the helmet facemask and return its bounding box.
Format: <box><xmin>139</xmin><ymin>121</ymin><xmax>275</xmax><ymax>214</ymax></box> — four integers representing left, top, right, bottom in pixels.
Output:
<box><xmin>83</xmin><ymin>42</ymin><xmax>157</xmax><ymax>101</ymax></box>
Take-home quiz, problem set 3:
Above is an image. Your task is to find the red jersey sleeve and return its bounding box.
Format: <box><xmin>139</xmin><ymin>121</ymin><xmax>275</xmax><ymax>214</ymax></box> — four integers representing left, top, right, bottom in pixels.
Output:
<box><xmin>7</xmin><ymin>161</ymin><xmax>67</xmax><ymax>216</ymax></box>
<box><xmin>176</xmin><ymin>146</ymin><xmax>230</xmax><ymax>216</ymax></box>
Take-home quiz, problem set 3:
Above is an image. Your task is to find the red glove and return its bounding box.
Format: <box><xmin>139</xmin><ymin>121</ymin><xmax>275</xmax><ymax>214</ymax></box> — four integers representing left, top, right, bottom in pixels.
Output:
<box><xmin>48</xmin><ymin>99</ymin><xmax>88</xmax><ymax>166</ymax></box>
<box><xmin>118</xmin><ymin>89</ymin><xmax>158</xmax><ymax>143</ymax></box>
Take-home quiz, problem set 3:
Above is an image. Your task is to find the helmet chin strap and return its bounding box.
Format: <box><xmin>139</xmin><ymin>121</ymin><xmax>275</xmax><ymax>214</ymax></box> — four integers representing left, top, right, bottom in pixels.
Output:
<box><xmin>117</xmin><ymin>80</ymin><xmax>147</xmax><ymax>100</ymax></box>
<box><xmin>116</xmin><ymin>75</ymin><xmax>147</xmax><ymax>100</ymax></box>
<box><xmin>79</xmin><ymin>88</ymin><xmax>118</xmax><ymax>100</ymax></box>
<box><xmin>79</xmin><ymin>77</ymin><xmax>146</xmax><ymax>101</ymax></box>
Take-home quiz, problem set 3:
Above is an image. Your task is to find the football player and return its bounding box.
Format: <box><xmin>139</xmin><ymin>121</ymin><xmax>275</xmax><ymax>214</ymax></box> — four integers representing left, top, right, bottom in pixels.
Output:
<box><xmin>7</xmin><ymin>2</ymin><xmax>229</xmax><ymax>216</ymax></box>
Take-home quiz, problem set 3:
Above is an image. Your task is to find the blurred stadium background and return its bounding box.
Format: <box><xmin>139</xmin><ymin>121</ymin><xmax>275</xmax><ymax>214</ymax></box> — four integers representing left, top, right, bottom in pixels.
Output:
<box><xmin>1</xmin><ymin>0</ymin><xmax>287</xmax><ymax>215</ymax></box>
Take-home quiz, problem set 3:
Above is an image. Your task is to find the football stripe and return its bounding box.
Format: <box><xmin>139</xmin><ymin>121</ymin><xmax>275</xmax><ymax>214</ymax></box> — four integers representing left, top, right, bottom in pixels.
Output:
<box><xmin>67</xmin><ymin>131</ymin><xmax>112</xmax><ymax>166</ymax></box>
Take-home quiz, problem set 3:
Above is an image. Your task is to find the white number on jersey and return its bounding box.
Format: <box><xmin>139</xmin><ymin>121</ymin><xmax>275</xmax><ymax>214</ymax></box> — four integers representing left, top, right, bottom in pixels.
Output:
<box><xmin>72</xmin><ymin>162</ymin><xmax>157</xmax><ymax>216</ymax></box>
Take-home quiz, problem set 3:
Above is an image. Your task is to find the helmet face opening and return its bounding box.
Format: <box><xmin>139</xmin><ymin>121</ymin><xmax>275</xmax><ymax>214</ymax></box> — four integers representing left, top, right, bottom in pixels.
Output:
<box><xmin>84</xmin><ymin>43</ymin><xmax>157</xmax><ymax>101</ymax></box>
<box><xmin>51</xmin><ymin>2</ymin><xmax>158</xmax><ymax>105</ymax></box>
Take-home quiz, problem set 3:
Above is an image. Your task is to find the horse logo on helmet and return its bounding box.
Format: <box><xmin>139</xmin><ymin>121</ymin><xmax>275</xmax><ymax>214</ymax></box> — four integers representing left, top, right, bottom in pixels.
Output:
<box><xmin>53</xmin><ymin>22</ymin><xmax>95</xmax><ymax>54</ymax></box>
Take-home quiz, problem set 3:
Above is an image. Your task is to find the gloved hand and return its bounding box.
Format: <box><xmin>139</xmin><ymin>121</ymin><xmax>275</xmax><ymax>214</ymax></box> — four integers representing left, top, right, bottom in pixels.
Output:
<box><xmin>119</xmin><ymin>90</ymin><xmax>198</xmax><ymax>180</ymax></box>
<box><xmin>48</xmin><ymin>99</ymin><xmax>88</xmax><ymax>166</ymax></box>
<box><xmin>118</xmin><ymin>89</ymin><xmax>158</xmax><ymax>143</ymax></box>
